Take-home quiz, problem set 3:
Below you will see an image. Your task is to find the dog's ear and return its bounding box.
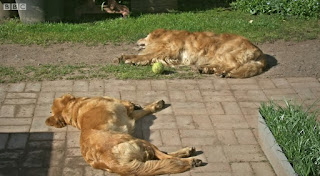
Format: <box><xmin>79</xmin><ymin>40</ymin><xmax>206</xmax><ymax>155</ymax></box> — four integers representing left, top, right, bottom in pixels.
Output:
<box><xmin>60</xmin><ymin>94</ymin><xmax>75</xmax><ymax>105</ymax></box>
<box><xmin>45</xmin><ymin>115</ymin><xmax>66</xmax><ymax>128</ymax></box>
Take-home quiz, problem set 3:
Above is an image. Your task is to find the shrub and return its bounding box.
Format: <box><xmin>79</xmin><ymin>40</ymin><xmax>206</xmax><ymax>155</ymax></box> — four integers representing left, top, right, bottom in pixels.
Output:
<box><xmin>231</xmin><ymin>0</ymin><xmax>320</xmax><ymax>18</ymax></box>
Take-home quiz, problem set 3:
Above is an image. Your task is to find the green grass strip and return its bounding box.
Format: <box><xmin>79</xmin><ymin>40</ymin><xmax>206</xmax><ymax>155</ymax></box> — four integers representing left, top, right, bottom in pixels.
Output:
<box><xmin>0</xmin><ymin>9</ymin><xmax>319</xmax><ymax>45</ymax></box>
<box><xmin>260</xmin><ymin>101</ymin><xmax>320</xmax><ymax>176</ymax></box>
<box><xmin>0</xmin><ymin>64</ymin><xmax>202</xmax><ymax>83</ymax></box>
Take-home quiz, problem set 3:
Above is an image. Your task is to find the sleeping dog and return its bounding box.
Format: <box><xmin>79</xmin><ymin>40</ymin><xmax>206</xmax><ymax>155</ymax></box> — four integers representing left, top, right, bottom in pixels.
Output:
<box><xmin>45</xmin><ymin>94</ymin><xmax>202</xmax><ymax>176</ymax></box>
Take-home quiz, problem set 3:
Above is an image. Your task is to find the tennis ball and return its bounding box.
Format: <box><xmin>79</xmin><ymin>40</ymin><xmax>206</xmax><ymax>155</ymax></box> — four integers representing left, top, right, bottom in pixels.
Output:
<box><xmin>152</xmin><ymin>62</ymin><xmax>164</xmax><ymax>74</ymax></box>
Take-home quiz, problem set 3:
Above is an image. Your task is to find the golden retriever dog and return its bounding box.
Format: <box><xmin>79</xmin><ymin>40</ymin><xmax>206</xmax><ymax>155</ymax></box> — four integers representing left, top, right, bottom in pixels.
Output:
<box><xmin>45</xmin><ymin>94</ymin><xmax>202</xmax><ymax>176</ymax></box>
<box><xmin>119</xmin><ymin>29</ymin><xmax>267</xmax><ymax>78</ymax></box>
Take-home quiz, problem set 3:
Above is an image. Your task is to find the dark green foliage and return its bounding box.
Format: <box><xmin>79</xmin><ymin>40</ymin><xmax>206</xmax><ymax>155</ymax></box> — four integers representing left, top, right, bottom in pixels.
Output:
<box><xmin>231</xmin><ymin>0</ymin><xmax>320</xmax><ymax>18</ymax></box>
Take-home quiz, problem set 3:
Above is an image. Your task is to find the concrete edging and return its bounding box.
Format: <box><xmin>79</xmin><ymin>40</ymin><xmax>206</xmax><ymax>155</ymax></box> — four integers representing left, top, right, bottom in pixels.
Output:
<box><xmin>258</xmin><ymin>113</ymin><xmax>298</xmax><ymax>176</ymax></box>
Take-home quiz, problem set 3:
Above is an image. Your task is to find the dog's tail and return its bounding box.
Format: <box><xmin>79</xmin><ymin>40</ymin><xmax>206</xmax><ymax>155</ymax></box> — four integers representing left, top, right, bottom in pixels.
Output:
<box><xmin>227</xmin><ymin>54</ymin><xmax>267</xmax><ymax>78</ymax></box>
<box><xmin>112</xmin><ymin>158</ymin><xmax>201</xmax><ymax>176</ymax></box>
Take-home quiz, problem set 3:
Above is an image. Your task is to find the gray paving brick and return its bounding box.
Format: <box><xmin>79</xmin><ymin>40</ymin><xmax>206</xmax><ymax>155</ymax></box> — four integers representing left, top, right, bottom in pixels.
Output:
<box><xmin>205</xmin><ymin>102</ymin><xmax>224</xmax><ymax>115</ymax></box>
<box><xmin>202</xmin><ymin>146</ymin><xmax>228</xmax><ymax>162</ymax></box>
<box><xmin>0</xmin><ymin>105</ymin><xmax>15</xmax><ymax>117</ymax></box>
<box><xmin>169</xmin><ymin>90</ymin><xmax>187</xmax><ymax>102</ymax></box>
<box><xmin>42</xmin><ymin>80</ymin><xmax>73</xmax><ymax>92</ymax></box>
<box><xmin>172</xmin><ymin>102</ymin><xmax>207</xmax><ymax>115</ymax></box>
<box><xmin>234</xmin><ymin>129</ymin><xmax>258</xmax><ymax>144</ymax></box>
<box><xmin>89</xmin><ymin>80</ymin><xmax>104</xmax><ymax>92</ymax></box>
<box><xmin>233</xmin><ymin>90</ymin><xmax>268</xmax><ymax>102</ymax></box>
<box><xmin>150</xmin><ymin>80</ymin><xmax>167</xmax><ymax>90</ymax></box>
<box><xmin>38</xmin><ymin>92</ymin><xmax>55</xmax><ymax>104</ymax></box>
<box><xmin>231</xmin><ymin>162</ymin><xmax>253</xmax><ymax>173</ymax></box>
<box><xmin>176</xmin><ymin>115</ymin><xmax>195</xmax><ymax>129</ymax></box>
<box><xmin>63</xmin><ymin>167</ymin><xmax>84</xmax><ymax>176</ymax></box>
<box><xmin>251</xmin><ymin>162</ymin><xmax>276</xmax><ymax>176</ymax></box>
<box><xmin>105</xmin><ymin>80</ymin><xmax>136</xmax><ymax>91</ymax></box>
<box><xmin>6</xmin><ymin>93</ymin><xmax>37</xmax><ymax>99</ymax></box>
<box><xmin>1</xmin><ymin>118</ymin><xmax>32</xmax><ymax>126</ymax></box>
<box><xmin>197</xmin><ymin>79</ymin><xmax>214</xmax><ymax>90</ymax></box>
<box><xmin>67</xmin><ymin>131</ymin><xmax>81</xmax><ymax>148</ymax></box>
<box><xmin>167</xmin><ymin>80</ymin><xmax>199</xmax><ymax>90</ymax></box>
<box><xmin>25</xmin><ymin>82</ymin><xmax>41</xmax><ymax>92</ymax></box>
<box><xmin>221</xmin><ymin>102</ymin><xmax>242</xmax><ymax>115</ymax></box>
<box><xmin>202</xmin><ymin>90</ymin><xmax>235</xmax><ymax>102</ymax></box>
<box><xmin>34</xmin><ymin>104</ymin><xmax>52</xmax><ymax>117</ymax></box>
<box><xmin>7</xmin><ymin>133</ymin><xmax>28</xmax><ymax>149</ymax></box>
<box><xmin>136</xmin><ymin>80</ymin><xmax>152</xmax><ymax>91</ymax></box>
<box><xmin>271</xmin><ymin>78</ymin><xmax>291</xmax><ymax>88</ymax></box>
<box><xmin>0</xmin><ymin>133</ymin><xmax>9</xmax><ymax>150</ymax></box>
<box><xmin>73</xmin><ymin>80</ymin><xmax>89</xmax><ymax>92</ymax></box>
<box><xmin>7</xmin><ymin>82</ymin><xmax>25</xmax><ymax>92</ymax></box>
<box><xmin>192</xmin><ymin>115</ymin><xmax>213</xmax><ymax>129</ymax></box>
<box><xmin>16</xmin><ymin>104</ymin><xmax>35</xmax><ymax>117</ymax></box>
<box><xmin>213</xmin><ymin>79</ymin><xmax>230</xmax><ymax>90</ymax></box>
<box><xmin>210</xmin><ymin>115</ymin><xmax>249</xmax><ymax>129</ymax></box>
<box><xmin>216</xmin><ymin>130</ymin><xmax>238</xmax><ymax>145</ymax></box>
<box><xmin>0</xmin><ymin>125</ymin><xmax>30</xmax><ymax>133</ymax></box>
<box><xmin>185</xmin><ymin>90</ymin><xmax>203</xmax><ymax>102</ymax></box>
<box><xmin>161</xmin><ymin>129</ymin><xmax>181</xmax><ymax>146</ymax></box>
<box><xmin>4</xmin><ymin>98</ymin><xmax>37</xmax><ymax>105</ymax></box>
<box><xmin>257</xmin><ymin>79</ymin><xmax>276</xmax><ymax>89</ymax></box>
<box><xmin>223</xmin><ymin>145</ymin><xmax>266</xmax><ymax>162</ymax></box>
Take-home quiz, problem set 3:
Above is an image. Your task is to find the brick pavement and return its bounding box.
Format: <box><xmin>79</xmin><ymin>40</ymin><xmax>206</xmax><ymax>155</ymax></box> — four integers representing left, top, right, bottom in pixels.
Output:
<box><xmin>0</xmin><ymin>77</ymin><xmax>319</xmax><ymax>176</ymax></box>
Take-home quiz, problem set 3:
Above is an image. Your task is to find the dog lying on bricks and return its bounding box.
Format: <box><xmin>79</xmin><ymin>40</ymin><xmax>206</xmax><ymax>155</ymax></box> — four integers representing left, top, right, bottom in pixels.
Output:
<box><xmin>45</xmin><ymin>94</ymin><xmax>202</xmax><ymax>175</ymax></box>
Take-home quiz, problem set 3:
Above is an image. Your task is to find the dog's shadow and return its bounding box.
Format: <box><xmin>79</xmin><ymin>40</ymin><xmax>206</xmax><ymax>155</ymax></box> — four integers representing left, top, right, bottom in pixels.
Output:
<box><xmin>264</xmin><ymin>54</ymin><xmax>278</xmax><ymax>71</ymax></box>
<box><xmin>133</xmin><ymin>104</ymin><xmax>205</xmax><ymax>162</ymax></box>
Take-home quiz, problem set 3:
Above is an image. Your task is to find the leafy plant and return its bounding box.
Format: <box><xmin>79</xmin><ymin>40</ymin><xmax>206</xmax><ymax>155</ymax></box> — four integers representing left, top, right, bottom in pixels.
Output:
<box><xmin>231</xmin><ymin>0</ymin><xmax>320</xmax><ymax>18</ymax></box>
<box><xmin>260</xmin><ymin>101</ymin><xmax>320</xmax><ymax>176</ymax></box>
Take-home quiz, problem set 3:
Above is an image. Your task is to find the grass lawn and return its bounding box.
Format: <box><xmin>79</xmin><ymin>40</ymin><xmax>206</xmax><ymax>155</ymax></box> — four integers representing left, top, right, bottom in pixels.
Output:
<box><xmin>0</xmin><ymin>9</ymin><xmax>319</xmax><ymax>82</ymax></box>
<box><xmin>0</xmin><ymin>64</ymin><xmax>202</xmax><ymax>83</ymax></box>
<box><xmin>0</xmin><ymin>9</ymin><xmax>319</xmax><ymax>45</ymax></box>
<box><xmin>260</xmin><ymin>101</ymin><xmax>320</xmax><ymax>176</ymax></box>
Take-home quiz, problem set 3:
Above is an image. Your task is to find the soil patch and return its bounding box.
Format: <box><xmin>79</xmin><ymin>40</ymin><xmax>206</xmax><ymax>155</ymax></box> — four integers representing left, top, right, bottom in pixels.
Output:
<box><xmin>1</xmin><ymin>39</ymin><xmax>319</xmax><ymax>78</ymax></box>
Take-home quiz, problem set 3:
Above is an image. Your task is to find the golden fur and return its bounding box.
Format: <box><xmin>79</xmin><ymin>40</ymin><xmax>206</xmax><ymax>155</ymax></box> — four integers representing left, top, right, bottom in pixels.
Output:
<box><xmin>45</xmin><ymin>94</ymin><xmax>202</xmax><ymax>176</ymax></box>
<box><xmin>120</xmin><ymin>29</ymin><xmax>266</xmax><ymax>78</ymax></box>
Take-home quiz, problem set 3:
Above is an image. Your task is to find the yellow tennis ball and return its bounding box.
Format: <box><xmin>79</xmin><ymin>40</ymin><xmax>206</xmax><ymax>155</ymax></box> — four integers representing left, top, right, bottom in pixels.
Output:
<box><xmin>152</xmin><ymin>62</ymin><xmax>164</xmax><ymax>74</ymax></box>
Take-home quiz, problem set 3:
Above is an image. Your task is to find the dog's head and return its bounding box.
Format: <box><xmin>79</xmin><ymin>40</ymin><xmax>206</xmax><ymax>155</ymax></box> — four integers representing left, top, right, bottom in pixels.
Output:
<box><xmin>45</xmin><ymin>94</ymin><xmax>75</xmax><ymax>128</ymax></box>
<box><xmin>137</xmin><ymin>29</ymin><xmax>167</xmax><ymax>50</ymax></box>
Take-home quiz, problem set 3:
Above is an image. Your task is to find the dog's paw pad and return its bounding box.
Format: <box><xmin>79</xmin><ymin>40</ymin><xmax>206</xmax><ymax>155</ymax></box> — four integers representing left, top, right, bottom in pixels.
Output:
<box><xmin>189</xmin><ymin>147</ymin><xmax>196</xmax><ymax>156</ymax></box>
<box><xmin>192</xmin><ymin>159</ymin><xmax>202</xmax><ymax>167</ymax></box>
<box><xmin>154</xmin><ymin>100</ymin><xmax>165</xmax><ymax>110</ymax></box>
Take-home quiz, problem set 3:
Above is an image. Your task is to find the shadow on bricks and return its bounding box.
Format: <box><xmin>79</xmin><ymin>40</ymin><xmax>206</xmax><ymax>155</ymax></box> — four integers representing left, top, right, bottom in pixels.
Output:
<box><xmin>0</xmin><ymin>132</ymin><xmax>62</xmax><ymax>176</ymax></box>
<box><xmin>134</xmin><ymin>104</ymin><xmax>171</xmax><ymax>142</ymax></box>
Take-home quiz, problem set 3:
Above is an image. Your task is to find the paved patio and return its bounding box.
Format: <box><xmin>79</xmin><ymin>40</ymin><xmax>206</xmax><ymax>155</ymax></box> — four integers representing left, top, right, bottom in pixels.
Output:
<box><xmin>0</xmin><ymin>77</ymin><xmax>319</xmax><ymax>176</ymax></box>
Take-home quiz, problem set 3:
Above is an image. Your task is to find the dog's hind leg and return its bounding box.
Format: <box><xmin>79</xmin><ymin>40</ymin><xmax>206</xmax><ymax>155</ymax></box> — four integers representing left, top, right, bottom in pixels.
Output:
<box><xmin>119</xmin><ymin>158</ymin><xmax>202</xmax><ymax>176</ymax></box>
<box><xmin>167</xmin><ymin>147</ymin><xmax>196</xmax><ymax>158</ymax></box>
<box><xmin>129</xmin><ymin>100</ymin><xmax>165</xmax><ymax>120</ymax></box>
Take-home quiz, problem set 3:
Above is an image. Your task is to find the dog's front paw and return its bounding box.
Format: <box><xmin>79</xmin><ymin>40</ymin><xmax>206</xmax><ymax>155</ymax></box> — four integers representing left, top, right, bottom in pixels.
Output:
<box><xmin>192</xmin><ymin>159</ymin><xmax>203</xmax><ymax>167</ymax></box>
<box><xmin>148</xmin><ymin>100</ymin><xmax>165</xmax><ymax>113</ymax></box>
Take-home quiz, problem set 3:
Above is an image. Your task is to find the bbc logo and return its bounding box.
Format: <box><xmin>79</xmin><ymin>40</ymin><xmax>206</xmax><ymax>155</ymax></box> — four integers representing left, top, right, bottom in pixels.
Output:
<box><xmin>3</xmin><ymin>3</ymin><xmax>27</xmax><ymax>10</ymax></box>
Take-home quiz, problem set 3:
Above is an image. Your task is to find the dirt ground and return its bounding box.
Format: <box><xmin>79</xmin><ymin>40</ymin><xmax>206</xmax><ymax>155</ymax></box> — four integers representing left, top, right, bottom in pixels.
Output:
<box><xmin>0</xmin><ymin>39</ymin><xmax>319</xmax><ymax>78</ymax></box>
